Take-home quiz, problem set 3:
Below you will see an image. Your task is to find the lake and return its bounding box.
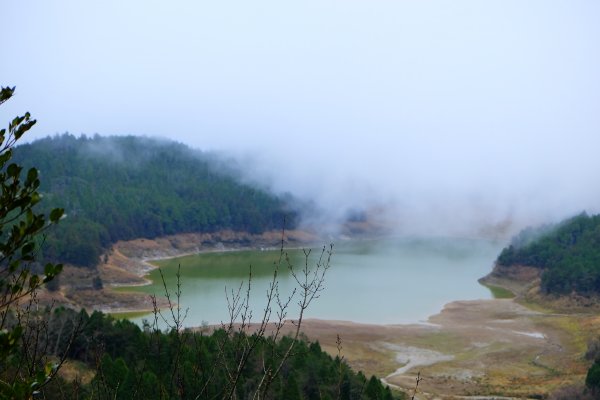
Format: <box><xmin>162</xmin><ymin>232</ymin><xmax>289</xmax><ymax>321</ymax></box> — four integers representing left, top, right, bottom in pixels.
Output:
<box><xmin>122</xmin><ymin>237</ymin><xmax>503</xmax><ymax>327</ymax></box>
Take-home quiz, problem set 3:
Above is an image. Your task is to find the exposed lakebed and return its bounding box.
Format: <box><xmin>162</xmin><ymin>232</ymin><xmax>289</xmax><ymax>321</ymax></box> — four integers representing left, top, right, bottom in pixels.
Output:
<box><xmin>120</xmin><ymin>237</ymin><xmax>503</xmax><ymax>327</ymax></box>
<box><xmin>114</xmin><ymin>236</ymin><xmax>597</xmax><ymax>397</ymax></box>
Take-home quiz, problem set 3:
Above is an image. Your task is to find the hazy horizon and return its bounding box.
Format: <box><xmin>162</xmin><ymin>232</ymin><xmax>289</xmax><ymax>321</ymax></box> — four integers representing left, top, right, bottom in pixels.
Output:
<box><xmin>3</xmin><ymin>1</ymin><xmax>600</xmax><ymax>237</ymax></box>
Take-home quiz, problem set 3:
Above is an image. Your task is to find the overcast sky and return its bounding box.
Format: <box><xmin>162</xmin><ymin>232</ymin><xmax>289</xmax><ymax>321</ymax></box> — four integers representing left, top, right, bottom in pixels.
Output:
<box><xmin>2</xmin><ymin>1</ymin><xmax>600</xmax><ymax>236</ymax></box>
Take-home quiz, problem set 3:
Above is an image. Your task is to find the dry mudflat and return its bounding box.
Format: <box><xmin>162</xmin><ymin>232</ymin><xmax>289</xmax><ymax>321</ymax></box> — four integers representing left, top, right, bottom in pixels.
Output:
<box><xmin>292</xmin><ymin>268</ymin><xmax>600</xmax><ymax>399</ymax></box>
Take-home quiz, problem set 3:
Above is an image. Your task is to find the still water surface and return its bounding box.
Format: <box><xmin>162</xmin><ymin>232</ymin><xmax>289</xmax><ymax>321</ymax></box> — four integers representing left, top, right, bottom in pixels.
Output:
<box><xmin>124</xmin><ymin>237</ymin><xmax>502</xmax><ymax>327</ymax></box>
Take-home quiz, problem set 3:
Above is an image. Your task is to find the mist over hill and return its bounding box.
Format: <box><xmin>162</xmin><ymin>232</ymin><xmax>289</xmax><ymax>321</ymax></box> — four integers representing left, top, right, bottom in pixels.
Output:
<box><xmin>13</xmin><ymin>134</ymin><xmax>298</xmax><ymax>266</ymax></box>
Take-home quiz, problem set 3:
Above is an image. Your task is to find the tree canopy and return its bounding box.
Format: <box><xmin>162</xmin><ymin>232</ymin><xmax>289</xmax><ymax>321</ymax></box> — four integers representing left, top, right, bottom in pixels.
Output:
<box><xmin>13</xmin><ymin>134</ymin><xmax>297</xmax><ymax>267</ymax></box>
<box><xmin>497</xmin><ymin>212</ymin><xmax>600</xmax><ymax>295</ymax></box>
<box><xmin>0</xmin><ymin>86</ymin><xmax>65</xmax><ymax>398</ymax></box>
<box><xmin>39</xmin><ymin>309</ymin><xmax>400</xmax><ymax>400</ymax></box>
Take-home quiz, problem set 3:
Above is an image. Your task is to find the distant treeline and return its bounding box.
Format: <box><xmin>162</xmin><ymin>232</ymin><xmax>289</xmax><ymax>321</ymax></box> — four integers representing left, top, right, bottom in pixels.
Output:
<box><xmin>30</xmin><ymin>309</ymin><xmax>399</xmax><ymax>399</ymax></box>
<box><xmin>497</xmin><ymin>212</ymin><xmax>600</xmax><ymax>295</ymax></box>
<box><xmin>13</xmin><ymin>134</ymin><xmax>297</xmax><ymax>267</ymax></box>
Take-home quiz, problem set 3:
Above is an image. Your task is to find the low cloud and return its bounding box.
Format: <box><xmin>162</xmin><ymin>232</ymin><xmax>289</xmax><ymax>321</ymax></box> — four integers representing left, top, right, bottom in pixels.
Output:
<box><xmin>216</xmin><ymin>130</ymin><xmax>600</xmax><ymax>239</ymax></box>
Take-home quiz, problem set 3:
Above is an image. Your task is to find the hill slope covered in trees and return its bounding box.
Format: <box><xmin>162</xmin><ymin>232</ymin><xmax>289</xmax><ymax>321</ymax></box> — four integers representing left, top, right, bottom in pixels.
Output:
<box><xmin>496</xmin><ymin>212</ymin><xmax>600</xmax><ymax>295</ymax></box>
<box><xmin>14</xmin><ymin>134</ymin><xmax>297</xmax><ymax>267</ymax></box>
<box><xmin>30</xmin><ymin>309</ymin><xmax>399</xmax><ymax>400</ymax></box>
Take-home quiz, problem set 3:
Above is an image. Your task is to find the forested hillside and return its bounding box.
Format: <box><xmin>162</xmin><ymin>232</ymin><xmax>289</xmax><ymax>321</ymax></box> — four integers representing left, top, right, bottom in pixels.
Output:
<box><xmin>13</xmin><ymin>134</ymin><xmax>297</xmax><ymax>267</ymax></box>
<box><xmin>497</xmin><ymin>212</ymin><xmax>600</xmax><ymax>295</ymax></box>
<box><xmin>29</xmin><ymin>309</ymin><xmax>399</xmax><ymax>400</ymax></box>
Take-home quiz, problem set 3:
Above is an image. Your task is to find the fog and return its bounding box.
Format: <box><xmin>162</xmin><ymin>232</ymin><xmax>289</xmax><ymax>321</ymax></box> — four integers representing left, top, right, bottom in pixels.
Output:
<box><xmin>2</xmin><ymin>1</ymin><xmax>600</xmax><ymax>237</ymax></box>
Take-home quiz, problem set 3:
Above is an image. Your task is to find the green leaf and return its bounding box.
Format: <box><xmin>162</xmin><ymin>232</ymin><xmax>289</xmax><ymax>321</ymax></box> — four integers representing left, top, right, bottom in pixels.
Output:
<box><xmin>6</xmin><ymin>163</ymin><xmax>20</xmax><ymax>177</ymax></box>
<box><xmin>9</xmin><ymin>260</ymin><xmax>20</xmax><ymax>273</ymax></box>
<box><xmin>26</xmin><ymin>209</ymin><xmax>34</xmax><ymax>224</ymax></box>
<box><xmin>26</xmin><ymin>168</ymin><xmax>38</xmax><ymax>183</ymax></box>
<box><xmin>11</xmin><ymin>283</ymin><xmax>22</xmax><ymax>294</ymax></box>
<box><xmin>10</xmin><ymin>115</ymin><xmax>24</xmax><ymax>130</ymax></box>
<box><xmin>49</xmin><ymin>208</ymin><xmax>64</xmax><ymax>223</ymax></box>
<box><xmin>14</xmin><ymin>119</ymin><xmax>36</xmax><ymax>139</ymax></box>
<box><xmin>28</xmin><ymin>275</ymin><xmax>39</xmax><ymax>289</ymax></box>
<box><xmin>43</xmin><ymin>263</ymin><xmax>54</xmax><ymax>275</ymax></box>
<box><xmin>0</xmin><ymin>86</ymin><xmax>15</xmax><ymax>102</ymax></box>
<box><xmin>44</xmin><ymin>263</ymin><xmax>63</xmax><ymax>279</ymax></box>
<box><xmin>30</xmin><ymin>191</ymin><xmax>41</xmax><ymax>205</ymax></box>
<box><xmin>0</xmin><ymin>149</ymin><xmax>12</xmax><ymax>167</ymax></box>
<box><xmin>45</xmin><ymin>362</ymin><xmax>57</xmax><ymax>377</ymax></box>
<box><xmin>21</xmin><ymin>242</ymin><xmax>35</xmax><ymax>256</ymax></box>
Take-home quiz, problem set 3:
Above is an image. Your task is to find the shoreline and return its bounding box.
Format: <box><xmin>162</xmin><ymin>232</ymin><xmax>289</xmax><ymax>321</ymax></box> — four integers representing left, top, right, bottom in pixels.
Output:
<box><xmin>102</xmin><ymin>232</ymin><xmax>500</xmax><ymax>324</ymax></box>
<box><xmin>93</xmin><ymin>229</ymin><xmax>325</xmax><ymax>315</ymax></box>
<box><xmin>95</xmin><ymin>233</ymin><xmax>598</xmax><ymax>398</ymax></box>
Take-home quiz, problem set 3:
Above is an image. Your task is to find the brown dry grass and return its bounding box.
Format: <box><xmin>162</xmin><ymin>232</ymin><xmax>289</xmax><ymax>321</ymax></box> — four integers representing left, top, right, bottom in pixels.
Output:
<box><xmin>291</xmin><ymin>297</ymin><xmax>599</xmax><ymax>399</ymax></box>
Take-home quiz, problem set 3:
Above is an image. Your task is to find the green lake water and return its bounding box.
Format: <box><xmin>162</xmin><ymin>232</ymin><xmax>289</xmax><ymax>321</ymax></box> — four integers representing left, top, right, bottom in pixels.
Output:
<box><xmin>122</xmin><ymin>237</ymin><xmax>503</xmax><ymax>327</ymax></box>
